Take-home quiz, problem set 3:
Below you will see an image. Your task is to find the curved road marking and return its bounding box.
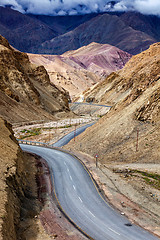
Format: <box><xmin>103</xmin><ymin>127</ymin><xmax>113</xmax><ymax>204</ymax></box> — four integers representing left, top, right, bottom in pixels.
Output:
<box><xmin>78</xmin><ymin>196</ymin><xmax>83</xmax><ymax>203</ymax></box>
<box><xmin>109</xmin><ymin>228</ymin><xmax>120</xmax><ymax>236</ymax></box>
<box><xmin>50</xmin><ymin>169</ymin><xmax>94</xmax><ymax>240</ymax></box>
<box><xmin>89</xmin><ymin>211</ymin><xmax>96</xmax><ymax>218</ymax></box>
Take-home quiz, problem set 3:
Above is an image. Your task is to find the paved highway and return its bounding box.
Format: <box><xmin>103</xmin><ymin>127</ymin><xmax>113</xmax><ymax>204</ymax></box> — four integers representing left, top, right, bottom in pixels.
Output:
<box><xmin>20</xmin><ymin>144</ymin><xmax>159</xmax><ymax>240</ymax></box>
<box><xmin>52</xmin><ymin>122</ymin><xmax>95</xmax><ymax>147</ymax></box>
<box><xmin>72</xmin><ymin>102</ymin><xmax>112</xmax><ymax>108</ymax></box>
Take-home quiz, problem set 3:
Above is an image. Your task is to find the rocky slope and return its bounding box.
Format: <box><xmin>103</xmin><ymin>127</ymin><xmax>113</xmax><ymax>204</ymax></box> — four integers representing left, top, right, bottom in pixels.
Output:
<box><xmin>66</xmin><ymin>43</ymin><xmax>160</xmax><ymax>164</ymax></box>
<box><xmin>0</xmin><ymin>6</ymin><xmax>56</xmax><ymax>53</ymax></box>
<box><xmin>1</xmin><ymin>7</ymin><xmax>160</xmax><ymax>55</ymax></box>
<box><xmin>0</xmin><ymin>35</ymin><xmax>70</xmax><ymax>123</ymax></box>
<box><xmin>28</xmin><ymin>42</ymin><xmax>131</xmax><ymax>99</ymax></box>
<box><xmin>29</xmin><ymin>13</ymin><xmax>98</xmax><ymax>36</ymax></box>
<box><xmin>0</xmin><ymin>6</ymin><xmax>97</xmax><ymax>53</ymax></box>
<box><xmin>0</xmin><ymin>117</ymin><xmax>39</xmax><ymax>240</ymax></box>
<box><xmin>119</xmin><ymin>12</ymin><xmax>160</xmax><ymax>41</ymax></box>
<box><xmin>38</xmin><ymin>13</ymin><xmax>156</xmax><ymax>55</ymax></box>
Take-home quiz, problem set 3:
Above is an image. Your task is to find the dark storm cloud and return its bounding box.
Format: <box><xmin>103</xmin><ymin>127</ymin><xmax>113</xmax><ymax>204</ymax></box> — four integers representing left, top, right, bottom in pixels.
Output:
<box><xmin>0</xmin><ymin>0</ymin><xmax>160</xmax><ymax>16</ymax></box>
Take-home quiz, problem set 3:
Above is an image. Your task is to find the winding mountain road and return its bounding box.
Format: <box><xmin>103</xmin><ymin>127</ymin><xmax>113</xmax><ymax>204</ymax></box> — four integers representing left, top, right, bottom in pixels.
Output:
<box><xmin>52</xmin><ymin>122</ymin><xmax>95</xmax><ymax>147</ymax></box>
<box><xmin>20</xmin><ymin>128</ymin><xmax>159</xmax><ymax>240</ymax></box>
<box><xmin>72</xmin><ymin>102</ymin><xmax>112</xmax><ymax>108</ymax></box>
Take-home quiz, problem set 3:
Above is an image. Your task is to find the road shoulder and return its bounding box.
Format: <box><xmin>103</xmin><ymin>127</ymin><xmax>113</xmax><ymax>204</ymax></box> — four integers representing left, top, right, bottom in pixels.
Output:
<box><xmin>64</xmin><ymin>148</ymin><xmax>160</xmax><ymax>238</ymax></box>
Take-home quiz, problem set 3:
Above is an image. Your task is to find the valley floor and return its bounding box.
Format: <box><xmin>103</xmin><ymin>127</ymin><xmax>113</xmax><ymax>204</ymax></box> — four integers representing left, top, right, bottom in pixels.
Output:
<box><xmin>13</xmin><ymin>119</ymin><xmax>160</xmax><ymax>239</ymax></box>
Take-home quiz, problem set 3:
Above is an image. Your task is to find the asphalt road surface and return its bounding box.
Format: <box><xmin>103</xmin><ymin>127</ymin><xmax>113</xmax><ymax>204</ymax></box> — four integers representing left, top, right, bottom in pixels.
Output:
<box><xmin>72</xmin><ymin>102</ymin><xmax>112</xmax><ymax>108</ymax></box>
<box><xmin>20</xmin><ymin>144</ymin><xmax>159</xmax><ymax>240</ymax></box>
<box><xmin>52</xmin><ymin>122</ymin><xmax>95</xmax><ymax>147</ymax></box>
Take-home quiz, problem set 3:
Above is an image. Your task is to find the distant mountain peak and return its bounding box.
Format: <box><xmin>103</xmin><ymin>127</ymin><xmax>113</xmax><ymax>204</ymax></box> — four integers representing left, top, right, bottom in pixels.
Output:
<box><xmin>0</xmin><ymin>7</ymin><xmax>160</xmax><ymax>55</ymax></box>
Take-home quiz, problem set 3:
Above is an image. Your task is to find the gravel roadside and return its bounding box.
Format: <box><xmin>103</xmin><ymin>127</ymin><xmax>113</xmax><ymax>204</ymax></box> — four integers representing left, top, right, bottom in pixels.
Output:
<box><xmin>64</xmin><ymin>149</ymin><xmax>160</xmax><ymax>238</ymax></box>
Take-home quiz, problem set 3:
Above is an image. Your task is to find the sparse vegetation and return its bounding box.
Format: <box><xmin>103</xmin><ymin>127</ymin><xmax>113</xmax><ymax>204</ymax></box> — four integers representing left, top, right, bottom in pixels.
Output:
<box><xmin>114</xmin><ymin>169</ymin><xmax>160</xmax><ymax>190</ymax></box>
<box><xmin>19</xmin><ymin>128</ymin><xmax>41</xmax><ymax>139</ymax></box>
<box><xmin>137</xmin><ymin>170</ymin><xmax>160</xmax><ymax>189</ymax></box>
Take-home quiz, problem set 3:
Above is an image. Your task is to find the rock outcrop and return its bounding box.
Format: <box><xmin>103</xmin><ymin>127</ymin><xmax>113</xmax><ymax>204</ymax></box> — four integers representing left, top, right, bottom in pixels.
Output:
<box><xmin>0</xmin><ymin>35</ymin><xmax>70</xmax><ymax>123</ymax></box>
<box><xmin>83</xmin><ymin>42</ymin><xmax>160</xmax><ymax>120</ymax></box>
<box><xmin>0</xmin><ymin>117</ymin><xmax>38</xmax><ymax>240</ymax></box>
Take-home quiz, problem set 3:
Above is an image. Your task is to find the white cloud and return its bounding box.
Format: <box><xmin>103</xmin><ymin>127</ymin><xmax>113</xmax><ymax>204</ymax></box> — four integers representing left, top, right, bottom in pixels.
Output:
<box><xmin>0</xmin><ymin>0</ymin><xmax>25</xmax><ymax>12</ymax></box>
<box><xmin>0</xmin><ymin>0</ymin><xmax>160</xmax><ymax>16</ymax></box>
<box><xmin>134</xmin><ymin>0</ymin><xmax>160</xmax><ymax>15</ymax></box>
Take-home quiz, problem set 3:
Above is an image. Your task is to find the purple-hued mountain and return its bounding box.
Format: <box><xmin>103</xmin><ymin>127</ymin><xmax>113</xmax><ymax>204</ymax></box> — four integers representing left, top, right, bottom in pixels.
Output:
<box><xmin>0</xmin><ymin>6</ymin><xmax>56</xmax><ymax>52</ymax></box>
<box><xmin>0</xmin><ymin>6</ymin><xmax>160</xmax><ymax>55</ymax></box>
<box><xmin>39</xmin><ymin>13</ymin><xmax>156</xmax><ymax>55</ymax></box>
<box><xmin>28</xmin><ymin>42</ymin><xmax>132</xmax><ymax>98</ymax></box>
<box><xmin>62</xmin><ymin>42</ymin><xmax>132</xmax><ymax>74</ymax></box>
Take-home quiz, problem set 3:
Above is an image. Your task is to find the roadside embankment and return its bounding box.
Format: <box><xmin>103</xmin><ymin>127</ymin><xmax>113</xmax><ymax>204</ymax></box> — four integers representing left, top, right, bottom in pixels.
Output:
<box><xmin>0</xmin><ymin>117</ymin><xmax>39</xmax><ymax>239</ymax></box>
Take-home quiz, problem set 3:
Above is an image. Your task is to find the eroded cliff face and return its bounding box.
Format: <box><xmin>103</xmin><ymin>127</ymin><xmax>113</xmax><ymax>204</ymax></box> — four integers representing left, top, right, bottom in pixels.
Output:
<box><xmin>0</xmin><ymin>117</ymin><xmax>38</xmax><ymax>240</ymax></box>
<box><xmin>0</xmin><ymin>35</ymin><xmax>70</xmax><ymax>123</ymax></box>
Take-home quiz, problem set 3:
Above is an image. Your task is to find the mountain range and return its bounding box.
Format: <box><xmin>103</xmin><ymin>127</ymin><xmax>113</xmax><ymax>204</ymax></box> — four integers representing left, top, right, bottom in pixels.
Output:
<box><xmin>28</xmin><ymin>42</ymin><xmax>131</xmax><ymax>98</ymax></box>
<box><xmin>0</xmin><ymin>6</ymin><xmax>160</xmax><ymax>55</ymax></box>
<box><xmin>38</xmin><ymin>12</ymin><xmax>158</xmax><ymax>55</ymax></box>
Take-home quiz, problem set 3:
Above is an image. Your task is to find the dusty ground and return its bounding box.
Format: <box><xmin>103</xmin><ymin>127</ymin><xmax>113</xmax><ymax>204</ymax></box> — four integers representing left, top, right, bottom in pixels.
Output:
<box><xmin>70</xmin><ymin>103</ymin><xmax>111</xmax><ymax>117</ymax></box>
<box><xmin>23</xmin><ymin>145</ymin><xmax>160</xmax><ymax>239</ymax></box>
<box><xmin>13</xmin><ymin>117</ymin><xmax>97</xmax><ymax>144</ymax></box>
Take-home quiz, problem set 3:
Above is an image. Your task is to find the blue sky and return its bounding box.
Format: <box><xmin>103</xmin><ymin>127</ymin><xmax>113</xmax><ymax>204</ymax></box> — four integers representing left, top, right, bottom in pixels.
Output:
<box><xmin>0</xmin><ymin>0</ymin><xmax>160</xmax><ymax>16</ymax></box>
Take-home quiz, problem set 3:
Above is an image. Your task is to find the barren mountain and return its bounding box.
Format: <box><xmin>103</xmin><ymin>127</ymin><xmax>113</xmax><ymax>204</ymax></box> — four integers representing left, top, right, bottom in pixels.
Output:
<box><xmin>39</xmin><ymin>13</ymin><xmax>156</xmax><ymax>55</ymax></box>
<box><xmin>0</xmin><ymin>6</ymin><xmax>56</xmax><ymax>53</ymax></box>
<box><xmin>0</xmin><ymin>35</ymin><xmax>70</xmax><ymax>123</ymax></box>
<box><xmin>66</xmin><ymin>42</ymin><xmax>160</xmax><ymax>165</ymax></box>
<box><xmin>119</xmin><ymin>12</ymin><xmax>160</xmax><ymax>41</ymax></box>
<box><xmin>1</xmin><ymin>7</ymin><xmax>160</xmax><ymax>55</ymax></box>
<box><xmin>28</xmin><ymin>42</ymin><xmax>131</xmax><ymax>98</ymax></box>
<box><xmin>29</xmin><ymin>13</ymin><xmax>98</xmax><ymax>36</ymax></box>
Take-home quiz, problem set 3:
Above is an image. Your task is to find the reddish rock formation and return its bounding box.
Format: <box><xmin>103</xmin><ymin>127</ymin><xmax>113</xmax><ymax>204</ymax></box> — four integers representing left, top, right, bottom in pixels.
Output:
<box><xmin>28</xmin><ymin>42</ymin><xmax>131</xmax><ymax>98</ymax></box>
